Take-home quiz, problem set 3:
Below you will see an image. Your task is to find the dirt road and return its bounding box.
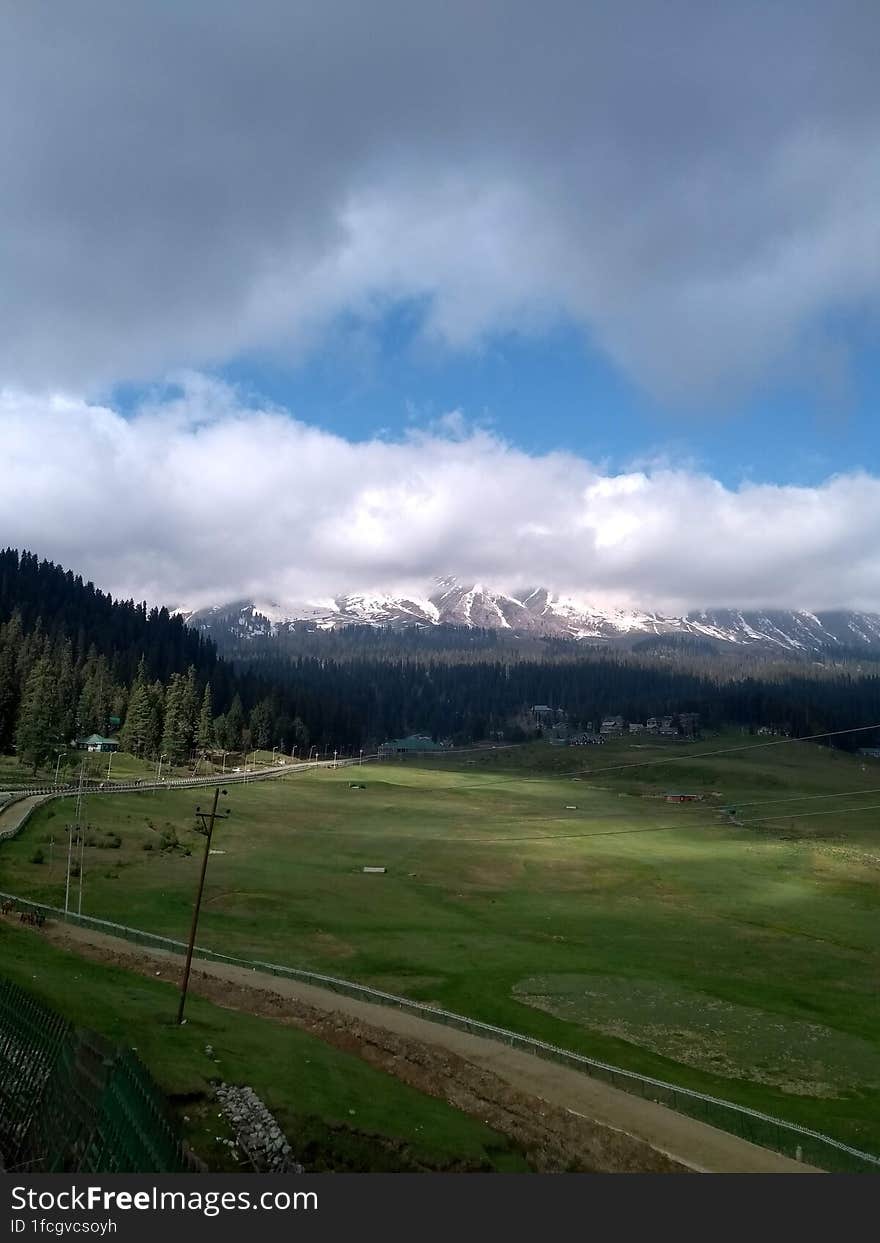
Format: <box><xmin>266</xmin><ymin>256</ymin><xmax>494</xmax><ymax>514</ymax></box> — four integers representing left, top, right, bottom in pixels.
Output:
<box><xmin>35</xmin><ymin>920</ymin><xmax>815</xmax><ymax>1174</ymax></box>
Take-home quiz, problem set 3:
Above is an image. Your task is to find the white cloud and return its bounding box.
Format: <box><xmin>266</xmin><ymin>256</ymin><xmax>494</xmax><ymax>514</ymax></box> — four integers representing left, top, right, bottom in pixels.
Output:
<box><xmin>4</xmin><ymin>378</ymin><xmax>880</xmax><ymax>613</ymax></box>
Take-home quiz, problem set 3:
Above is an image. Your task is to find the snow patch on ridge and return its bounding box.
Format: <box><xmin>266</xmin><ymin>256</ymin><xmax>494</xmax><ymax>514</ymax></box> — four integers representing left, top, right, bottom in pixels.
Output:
<box><xmin>183</xmin><ymin>577</ymin><xmax>880</xmax><ymax>655</ymax></box>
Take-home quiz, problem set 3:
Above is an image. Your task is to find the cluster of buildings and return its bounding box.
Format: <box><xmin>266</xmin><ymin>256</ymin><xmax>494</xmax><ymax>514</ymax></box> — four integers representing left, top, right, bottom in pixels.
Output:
<box><xmin>532</xmin><ymin>706</ymin><xmax>700</xmax><ymax>745</ymax></box>
<box><xmin>537</xmin><ymin>710</ymin><xmax>701</xmax><ymax>747</ymax></box>
<box><xmin>380</xmin><ymin>709</ymin><xmax>702</xmax><ymax>755</ymax></box>
<box><xmin>600</xmin><ymin>712</ymin><xmax>700</xmax><ymax>738</ymax></box>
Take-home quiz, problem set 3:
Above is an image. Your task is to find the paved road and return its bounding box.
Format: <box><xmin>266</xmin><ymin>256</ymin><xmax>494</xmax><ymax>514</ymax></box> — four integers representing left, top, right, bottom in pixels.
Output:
<box><xmin>51</xmin><ymin>922</ymin><xmax>815</xmax><ymax>1175</ymax></box>
<box><xmin>0</xmin><ymin>793</ymin><xmax>55</xmax><ymax>843</ymax></box>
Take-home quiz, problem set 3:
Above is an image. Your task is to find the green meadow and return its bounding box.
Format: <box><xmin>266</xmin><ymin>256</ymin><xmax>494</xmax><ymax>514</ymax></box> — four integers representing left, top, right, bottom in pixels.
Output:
<box><xmin>2</xmin><ymin>733</ymin><xmax>880</xmax><ymax>1154</ymax></box>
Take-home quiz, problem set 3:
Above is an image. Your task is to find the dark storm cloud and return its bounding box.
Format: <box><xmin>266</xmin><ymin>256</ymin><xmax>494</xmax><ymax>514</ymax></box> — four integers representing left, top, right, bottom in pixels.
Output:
<box><xmin>2</xmin><ymin>1</ymin><xmax>878</xmax><ymax>397</ymax></box>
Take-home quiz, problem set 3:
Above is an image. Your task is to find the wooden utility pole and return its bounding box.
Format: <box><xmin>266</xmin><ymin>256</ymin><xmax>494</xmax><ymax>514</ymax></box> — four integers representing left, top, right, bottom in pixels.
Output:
<box><xmin>176</xmin><ymin>787</ymin><xmax>230</xmax><ymax>1025</ymax></box>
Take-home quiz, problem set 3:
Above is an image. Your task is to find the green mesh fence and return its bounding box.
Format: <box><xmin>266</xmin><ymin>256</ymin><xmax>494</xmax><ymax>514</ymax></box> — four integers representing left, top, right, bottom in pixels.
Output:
<box><xmin>0</xmin><ymin>976</ymin><xmax>196</xmax><ymax>1173</ymax></box>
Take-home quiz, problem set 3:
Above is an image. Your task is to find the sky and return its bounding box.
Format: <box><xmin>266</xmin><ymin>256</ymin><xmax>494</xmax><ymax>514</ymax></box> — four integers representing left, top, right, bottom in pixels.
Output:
<box><xmin>2</xmin><ymin>2</ymin><xmax>880</xmax><ymax>612</ymax></box>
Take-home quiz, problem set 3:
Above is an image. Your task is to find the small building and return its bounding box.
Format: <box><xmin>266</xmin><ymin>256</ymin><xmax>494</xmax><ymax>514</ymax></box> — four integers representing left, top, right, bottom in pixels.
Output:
<box><xmin>76</xmin><ymin>734</ymin><xmax>119</xmax><ymax>753</ymax></box>
<box><xmin>857</xmin><ymin>748</ymin><xmax>880</xmax><ymax>759</ymax></box>
<box><xmin>378</xmin><ymin>734</ymin><xmax>445</xmax><ymax>758</ymax></box>
<box><xmin>665</xmin><ymin>792</ymin><xmax>701</xmax><ymax>803</ymax></box>
<box><xmin>628</xmin><ymin>722</ymin><xmax>646</xmax><ymax>734</ymax></box>
<box><xmin>600</xmin><ymin>715</ymin><xmax>625</xmax><ymax>736</ymax></box>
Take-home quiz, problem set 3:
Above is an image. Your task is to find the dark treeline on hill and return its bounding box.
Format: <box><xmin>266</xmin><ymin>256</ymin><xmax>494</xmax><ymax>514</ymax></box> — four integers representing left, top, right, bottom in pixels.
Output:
<box><xmin>3</xmin><ymin>550</ymin><xmax>880</xmax><ymax>770</ymax></box>
<box><xmin>0</xmin><ymin>550</ymin><xmax>328</xmax><ymax>769</ymax></box>
<box><xmin>238</xmin><ymin>647</ymin><xmax>880</xmax><ymax>750</ymax></box>
<box><xmin>0</xmin><ymin>549</ymin><xmax>215</xmax><ymax>684</ymax></box>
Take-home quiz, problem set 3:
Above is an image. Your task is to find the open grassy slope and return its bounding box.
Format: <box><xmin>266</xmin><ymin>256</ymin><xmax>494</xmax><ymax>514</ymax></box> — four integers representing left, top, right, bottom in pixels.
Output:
<box><xmin>2</xmin><ymin>733</ymin><xmax>880</xmax><ymax>1154</ymax></box>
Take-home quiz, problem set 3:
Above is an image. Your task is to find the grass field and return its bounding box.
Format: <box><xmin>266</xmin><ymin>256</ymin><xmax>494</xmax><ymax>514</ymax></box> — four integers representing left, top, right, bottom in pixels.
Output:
<box><xmin>0</xmin><ymin>920</ymin><xmax>527</xmax><ymax>1171</ymax></box>
<box><xmin>2</xmin><ymin>732</ymin><xmax>880</xmax><ymax>1155</ymax></box>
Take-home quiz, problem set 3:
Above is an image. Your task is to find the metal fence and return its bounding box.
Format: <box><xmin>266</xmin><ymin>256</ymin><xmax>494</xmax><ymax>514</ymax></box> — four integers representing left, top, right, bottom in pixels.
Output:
<box><xmin>1</xmin><ymin>754</ymin><xmax>376</xmax><ymax>800</ymax></box>
<box><xmin>2</xmin><ymin>891</ymin><xmax>878</xmax><ymax>1173</ymax></box>
<box><xmin>0</xmin><ymin>975</ymin><xmax>196</xmax><ymax>1173</ymax></box>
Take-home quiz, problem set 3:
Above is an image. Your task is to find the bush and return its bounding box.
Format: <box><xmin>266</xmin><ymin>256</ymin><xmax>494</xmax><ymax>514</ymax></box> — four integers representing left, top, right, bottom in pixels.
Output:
<box><xmin>30</xmin><ymin>848</ymin><xmax>45</xmax><ymax>865</ymax></box>
<box><xmin>142</xmin><ymin>841</ymin><xmax>154</xmax><ymax>851</ymax></box>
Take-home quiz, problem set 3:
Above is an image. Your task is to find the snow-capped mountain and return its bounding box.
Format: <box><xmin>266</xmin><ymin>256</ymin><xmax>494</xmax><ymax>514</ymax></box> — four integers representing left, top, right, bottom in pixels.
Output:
<box><xmin>178</xmin><ymin>578</ymin><xmax>880</xmax><ymax>656</ymax></box>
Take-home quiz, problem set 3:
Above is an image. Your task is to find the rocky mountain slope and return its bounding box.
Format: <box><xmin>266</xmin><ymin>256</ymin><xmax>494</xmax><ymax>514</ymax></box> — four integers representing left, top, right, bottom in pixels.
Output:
<box><xmin>178</xmin><ymin>578</ymin><xmax>880</xmax><ymax>656</ymax></box>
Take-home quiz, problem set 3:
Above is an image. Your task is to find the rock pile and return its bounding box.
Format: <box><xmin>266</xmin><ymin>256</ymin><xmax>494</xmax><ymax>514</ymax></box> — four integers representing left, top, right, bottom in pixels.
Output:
<box><xmin>214</xmin><ymin>1083</ymin><xmax>303</xmax><ymax>1173</ymax></box>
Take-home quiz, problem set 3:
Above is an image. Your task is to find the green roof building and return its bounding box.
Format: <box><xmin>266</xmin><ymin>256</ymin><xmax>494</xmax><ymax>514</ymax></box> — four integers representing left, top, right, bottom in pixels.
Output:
<box><xmin>76</xmin><ymin>734</ymin><xmax>119</xmax><ymax>753</ymax></box>
<box><xmin>378</xmin><ymin>734</ymin><xmax>445</xmax><ymax>757</ymax></box>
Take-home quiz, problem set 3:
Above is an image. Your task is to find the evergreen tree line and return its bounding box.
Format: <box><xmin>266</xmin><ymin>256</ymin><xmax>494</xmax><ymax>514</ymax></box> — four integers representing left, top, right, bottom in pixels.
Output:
<box><xmin>231</xmin><ymin>646</ymin><xmax>880</xmax><ymax>752</ymax></box>
<box><xmin>4</xmin><ymin>549</ymin><xmax>880</xmax><ymax>770</ymax></box>
<box><xmin>1</xmin><ymin>614</ymin><xmax>316</xmax><ymax>772</ymax></box>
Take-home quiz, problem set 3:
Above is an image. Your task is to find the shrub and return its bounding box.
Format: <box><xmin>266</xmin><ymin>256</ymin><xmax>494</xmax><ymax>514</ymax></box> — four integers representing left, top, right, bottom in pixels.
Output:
<box><xmin>30</xmin><ymin>848</ymin><xmax>45</xmax><ymax>865</ymax></box>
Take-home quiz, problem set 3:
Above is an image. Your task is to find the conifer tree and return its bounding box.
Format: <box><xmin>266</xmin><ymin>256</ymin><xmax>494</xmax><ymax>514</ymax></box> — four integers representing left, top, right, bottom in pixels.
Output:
<box><xmin>291</xmin><ymin>715</ymin><xmax>310</xmax><ymax>752</ymax></box>
<box><xmin>77</xmin><ymin>651</ymin><xmax>112</xmax><ymax>736</ymax></box>
<box><xmin>121</xmin><ymin>659</ymin><xmax>153</xmax><ymax>756</ymax></box>
<box><xmin>161</xmin><ymin>672</ymin><xmax>188</xmax><ymax>762</ymax></box>
<box><xmin>224</xmin><ymin>694</ymin><xmax>245</xmax><ymax>751</ymax></box>
<box><xmin>15</xmin><ymin>654</ymin><xmax>57</xmax><ymax>773</ymax></box>
<box><xmin>197</xmin><ymin>683</ymin><xmax>214</xmax><ymax>752</ymax></box>
<box><xmin>0</xmin><ymin>611</ymin><xmax>24</xmax><ymax>750</ymax></box>
<box><xmin>249</xmin><ymin>698</ymin><xmax>273</xmax><ymax>749</ymax></box>
<box><xmin>146</xmin><ymin>680</ymin><xmax>165</xmax><ymax>756</ymax></box>
<box><xmin>180</xmin><ymin>666</ymin><xmax>198</xmax><ymax>756</ymax></box>
<box><xmin>54</xmin><ymin>639</ymin><xmax>78</xmax><ymax>744</ymax></box>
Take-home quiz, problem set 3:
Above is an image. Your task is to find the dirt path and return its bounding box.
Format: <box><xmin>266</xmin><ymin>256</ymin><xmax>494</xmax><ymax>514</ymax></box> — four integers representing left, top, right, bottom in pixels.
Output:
<box><xmin>34</xmin><ymin>920</ymin><xmax>815</xmax><ymax>1174</ymax></box>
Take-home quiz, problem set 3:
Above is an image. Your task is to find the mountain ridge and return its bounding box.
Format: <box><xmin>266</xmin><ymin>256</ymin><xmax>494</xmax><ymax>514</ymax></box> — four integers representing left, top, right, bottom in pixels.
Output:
<box><xmin>178</xmin><ymin>578</ymin><xmax>880</xmax><ymax>656</ymax></box>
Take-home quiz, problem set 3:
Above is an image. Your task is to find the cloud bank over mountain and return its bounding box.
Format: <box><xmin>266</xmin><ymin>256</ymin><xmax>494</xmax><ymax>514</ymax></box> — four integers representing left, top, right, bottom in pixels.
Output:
<box><xmin>4</xmin><ymin>379</ymin><xmax>879</xmax><ymax>613</ymax></box>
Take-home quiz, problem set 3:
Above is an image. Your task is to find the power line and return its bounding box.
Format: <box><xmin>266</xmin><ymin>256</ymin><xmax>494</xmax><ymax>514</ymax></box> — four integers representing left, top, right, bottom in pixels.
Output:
<box><xmin>437</xmin><ymin>722</ymin><xmax>880</xmax><ymax>794</ymax></box>
<box><xmin>740</xmin><ymin>802</ymin><xmax>880</xmax><ymax>825</ymax></box>
<box><xmin>732</xmin><ymin>785</ymin><xmax>880</xmax><ymax>811</ymax></box>
<box><xmin>456</xmin><ymin>799</ymin><xmax>880</xmax><ymax>845</ymax></box>
<box><xmin>282</xmin><ymin>796</ymin><xmax>880</xmax><ymax>847</ymax></box>
<box><xmin>556</xmin><ymin>722</ymin><xmax>880</xmax><ymax>781</ymax></box>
